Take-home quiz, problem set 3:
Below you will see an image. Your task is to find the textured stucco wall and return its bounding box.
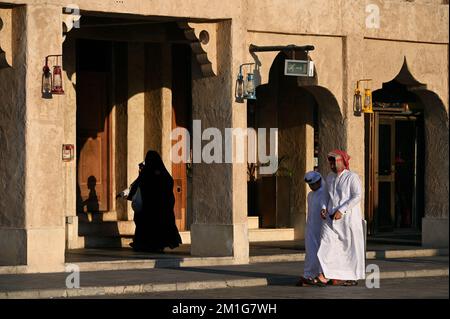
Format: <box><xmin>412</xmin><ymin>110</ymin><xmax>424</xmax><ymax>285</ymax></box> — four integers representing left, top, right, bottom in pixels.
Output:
<box><xmin>61</xmin><ymin>33</ymin><xmax>79</xmax><ymax>248</ymax></box>
<box><xmin>127</xmin><ymin>43</ymin><xmax>146</xmax><ymax>219</ymax></box>
<box><xmin>0</xmin><ymin>6</ymin><xmax>26</xmax><ymax>229</ymax></box>
<box><xmin>144</xmin><ymin>43</ymin><xmax>172</xmax><ymax>172</ymax></box>
<box><xmin>0</xmin><ymin>6</ymin><xmax>27</xmax><ymax>265</ymax></box>
<box><xmin>0</xmin><ymin>0</ymin><xmax>448</xmax><ymax>268</ymax></box>
<box><xmin>191</xmin><ymin>18</ymin><xmax>249</xmax><ymax>260</ymax></box>
<box><xmin>246</xmin><ymin>0</ymin><xmax>448</xmax><ymax>42</ymax></box>
<box><xmin>24</xmin><ymin>4</ymin><xmax>66</xmax><ymax>271</ymax></box>
<box><xmin>191</xmin><ymin>21</ymin><xmax>234</xmax><ymax>226</ymax></box>
<box><xmin>417</xmin><ymin>90</ymin><xmax>449</xmax><ymax>219</ymax></box>
<box><xmin>113</xmin><ymin>42</ymin><xmax>129</xmax><ymax>220</ymax></box>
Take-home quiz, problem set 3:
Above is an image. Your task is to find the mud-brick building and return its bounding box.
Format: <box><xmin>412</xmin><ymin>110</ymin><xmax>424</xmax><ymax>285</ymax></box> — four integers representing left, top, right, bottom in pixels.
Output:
<box><xmin>0</xmin><ymin>0</ymin><xmax>448</xmax><ymax>273</ymax></box>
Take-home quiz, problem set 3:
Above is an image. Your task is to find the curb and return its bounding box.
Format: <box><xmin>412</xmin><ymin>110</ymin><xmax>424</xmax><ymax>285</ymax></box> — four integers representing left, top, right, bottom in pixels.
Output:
<box><xmin>0</xmin><ymin>278</ymin><xmax>269</xmax><ymax>299</ymax></box>
<box><xmin>1</xmin><ymin>248</ymin><xmax>447</xmax><ymax>274</ymax></box>
<box><xmin>1</xmin><ymin>268</ymin><xmax>448</xmax><ymax>299</ymax></box>
<box><xmin>380</xmin><ymin>268</ymin><xmax>449</xmax><ymax>279</ymax></box>
<box><xmin>250</xmin><ymin>248</ymin><xmax>448</xmax><ymax>264</ymax></box>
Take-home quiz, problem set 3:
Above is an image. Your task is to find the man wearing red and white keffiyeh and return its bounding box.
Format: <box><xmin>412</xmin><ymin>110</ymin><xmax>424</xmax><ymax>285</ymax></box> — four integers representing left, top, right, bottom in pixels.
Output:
<box><xmin>315</xmin><ymin>149</ymin><xmax>366</xmax><ymax>286</ymax></box>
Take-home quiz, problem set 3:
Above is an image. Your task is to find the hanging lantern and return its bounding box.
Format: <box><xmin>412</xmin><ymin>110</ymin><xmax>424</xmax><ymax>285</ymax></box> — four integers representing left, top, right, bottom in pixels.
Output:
<box><xmin>235</xmin><ymin>72</ymin><xmax>244</xmax><ymax>102</ymax></box>
<box><xmin>363</xmin><ymin>87</ymin><xmax>373</xmax><ymax>113</ymax></box>
<box><xmin>42</xmin><ymin>55</ymin><xmax>64</xmax><ymax>98</ymax></box>
<box><xmin>51</xmin><ymin>62</ymin><xmax>64</xmax><ymax>94</ymax></box>
<box><xmin>235</xmin><ymin>63</ymin><xmax>256</xmax><ymax>102</ymax></box>
<box><xmin>245</xmin><ymin>73</ymin><xmax>256</xmax><ymax>100</ymax></box>
<box><xmin>353</xmin><ymin>82</ymin><xmax>362</xmax><ymax>117</ymax></box>
<box><xmin>42</xmin><ymin>63</ymin><xmax>52</xmax><ymax>98</ymax></box>
<box><xmin>353</xmin><ymin>79</ymin><xmax>373</xmax><ymax>116</ymax></box>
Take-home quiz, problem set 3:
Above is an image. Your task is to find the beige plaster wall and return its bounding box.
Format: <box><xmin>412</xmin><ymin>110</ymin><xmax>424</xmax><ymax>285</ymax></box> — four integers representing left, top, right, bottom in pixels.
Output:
<box><xmin>191</xmin><ymin>21</ymin><xmax>234</xmax><ymax>226</ymax></box>
<box><xmin>0</xmin><ymin>6</ymin><xmax>26</xmax><ymax>233</ymax></box>
<box><xmin>144</xmin><ymin>43</ymin><xmax>172</xmax><ymax>172</ymax></box>
<box><xmin>363</xmin><ymin>39</ymin><xmax>448</xmax><ymax>109</ymax></box>
<box><xmin>191</xmin><ymin>18</ymin><xmax>249</xmax><ymax>260</ymax></box>
<box><xmin>61</xmin><ymin>33</ymin><xmax>79</xmax><ymax>248</ymax></box>
<box><xmin>127</xmin><ymin>43</ymin><xmax>146</xmax><ymax>219</ymax></box>
<box><xmin>23</xmin><ymin>4</ymin><xmax>66</xmax><ymax>272</ymax></box>
<box><xmin>0</xmin><ymin>0</ymin><xmax>448</xmax><ymax>267</ymax></box>
<box><xmin>113</xmin><ymin>42</ymin><xmax>129</xmax><ymax>220</ymax></box>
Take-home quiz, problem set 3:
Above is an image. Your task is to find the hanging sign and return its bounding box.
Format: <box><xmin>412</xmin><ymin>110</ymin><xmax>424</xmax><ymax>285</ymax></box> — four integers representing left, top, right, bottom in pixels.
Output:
<box><xmin>284</xmin><ymin>59</ymin><xmax>314</xmax><ymax>77</ymax></box>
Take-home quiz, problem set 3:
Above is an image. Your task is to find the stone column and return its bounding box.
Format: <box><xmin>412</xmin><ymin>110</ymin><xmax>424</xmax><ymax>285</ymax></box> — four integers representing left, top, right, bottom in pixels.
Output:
<box><xmin>62</xmin><ymin>33</ymin><xmax>79</xmax><ymax>249</ymax></box>
<box><xmin>0</xmin><ymin>4</ymin><xmax>67</xmax><ymax>272</ymax></box>
<box><xmin>127</xmin><ymin>43</ymin><xmax>146</xmax><ymax>220</ymax></box>
<box><xmin>144</xmin><ymin>43</ymin><xmax>172</xmax><ymax>173</ymax></box>
<box><xmin>0</xmin><ymin>6</ymin><xmax>27</xmax><ymax>266</ymax></box>
<box><xmin>190</xmin><ymin>20</ymin><xmax>249</xmax><ymax>263</ymax></box>
<box><xmin>420</xmin><ymin>91</ymin><xmax>449</xmax><ymax>248</ymax></box>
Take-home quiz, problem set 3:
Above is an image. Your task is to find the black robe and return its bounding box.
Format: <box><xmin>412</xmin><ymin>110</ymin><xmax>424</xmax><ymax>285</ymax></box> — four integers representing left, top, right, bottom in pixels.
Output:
<box><xmin>128</xmin><ymin>151</ymin><xmax>182</xmax><ymax>252</ymax></box>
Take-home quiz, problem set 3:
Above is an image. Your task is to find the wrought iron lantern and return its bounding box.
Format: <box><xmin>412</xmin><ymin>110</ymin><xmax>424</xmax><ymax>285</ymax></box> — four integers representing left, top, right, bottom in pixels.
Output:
<box><xmin>42</xmin><ymin>55</ymin><xmax>64</xmax><ymax>98</ymax></box>
<box><xmin>235</xmin><ymin>63</ymin><xmax>256</xmax><ymax>102</ymax></box>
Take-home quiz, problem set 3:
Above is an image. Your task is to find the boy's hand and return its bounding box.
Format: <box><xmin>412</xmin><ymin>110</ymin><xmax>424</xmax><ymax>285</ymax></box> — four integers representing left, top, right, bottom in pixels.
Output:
<box><xmin>332</xmin><ymin>211</ymin><xmax>343</xmax><ymax>220</ymax></box>
<box><xmin>320</xmin><ymin>209</ymin><xmax>328</xmax><ymax>220</ymax></box>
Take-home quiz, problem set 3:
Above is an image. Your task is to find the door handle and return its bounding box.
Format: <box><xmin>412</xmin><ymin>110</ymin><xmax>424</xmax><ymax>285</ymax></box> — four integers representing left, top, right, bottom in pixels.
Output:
<box><xmin>176</xmin><ymin>186</ymin><xmax>182</xmax><ymax>193</ymax></box>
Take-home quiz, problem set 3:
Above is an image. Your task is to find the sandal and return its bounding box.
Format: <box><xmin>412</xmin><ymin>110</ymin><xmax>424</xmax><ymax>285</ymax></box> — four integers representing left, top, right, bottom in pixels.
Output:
<box><xmin>328</xmin><ymin>279</ymin><xmax>358</xmax><ymax>286</ymax></box>
<box><xmin>343</xmin><ymin>280</ymin><xmax>358</xmax><ymax>286</ymax></box>
<box><xmin>327</xmin><ymin>279</ymin><xmax>347</xmax><ymax>286</ymax></box>
<box><xmin>296</xmin><ymin>276</ymin><xmax>326</xmax><ymax>287</ymax></box>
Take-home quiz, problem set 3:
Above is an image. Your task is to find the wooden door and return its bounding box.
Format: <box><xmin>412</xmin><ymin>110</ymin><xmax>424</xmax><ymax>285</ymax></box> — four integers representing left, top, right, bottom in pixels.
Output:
<box><xmin>375</xmin><ymin>116</ymin><xmax>396</xmax><ymax>231</ymax></box>
<box><xmin>171</xmin><ymin>44</ymin><xmax>191</xmax><ymax>231</ymax></box>
<box><xmin>171</xmin><ymin>97</ymin><xmax>187</xmax><ymax>230</ymax></box>
<box><xmin>77</xmin><ymin>71</ymin><xmax>111</xmax><ymax>212</ymax></box>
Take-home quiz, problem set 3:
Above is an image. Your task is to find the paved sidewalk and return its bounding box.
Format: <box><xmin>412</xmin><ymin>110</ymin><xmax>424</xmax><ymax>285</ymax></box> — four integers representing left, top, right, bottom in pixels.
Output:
<box><xmin>0</xmin><ymin>256</ymin><xmax>448</xmax><ymax>298</ymax></box>
<box><xmin>64</xmin><ymin>241</ymin><xmax>432</xmax><ymax>263</ymax></box>
<box><xmin>92</xmin><ymin>277</ymin><xmax>449</xmax><ymax>299</ymax></box>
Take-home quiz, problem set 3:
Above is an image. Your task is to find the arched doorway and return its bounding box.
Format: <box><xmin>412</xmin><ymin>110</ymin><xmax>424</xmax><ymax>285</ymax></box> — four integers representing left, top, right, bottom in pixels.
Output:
<box><xmin>365</xmin><ymin>59</ymin><xmax>449</xmax><ymax>240</ymax></box>
<box><xmin>63</xmin><ymin>16</ymin><xmax>197</xmax><ymax>250</ymax></box>
<box><xmin>248</xmin><ymin>50</ymin><xmax>344</xmax><ymax>238</ymax></box>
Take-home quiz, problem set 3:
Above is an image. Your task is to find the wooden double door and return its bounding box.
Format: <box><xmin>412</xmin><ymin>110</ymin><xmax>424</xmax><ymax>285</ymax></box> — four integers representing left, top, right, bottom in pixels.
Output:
<box><xmin>366</xmin><ymin>112</ymin><xmax>424</xmax><ymax>233</ymax></box>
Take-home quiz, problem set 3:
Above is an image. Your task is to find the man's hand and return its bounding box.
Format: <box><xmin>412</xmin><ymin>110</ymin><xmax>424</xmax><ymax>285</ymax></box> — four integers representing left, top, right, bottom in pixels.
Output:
<box><xmin>320</xmin><ymin>209</ymin><xmax>328</xmax><ymax>220</ymax></box>
<box><xmin>332</xmin><ymin>210</ymin><xmax>343</xmax><ymax>220</ymax></box>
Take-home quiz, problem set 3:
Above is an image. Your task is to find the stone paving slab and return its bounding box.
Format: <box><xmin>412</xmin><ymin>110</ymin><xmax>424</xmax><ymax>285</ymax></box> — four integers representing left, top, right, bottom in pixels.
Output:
<box><xmin>0</xmin><ymin>256</ymin><xmax>447</xmax><ymax>299</ymax></box>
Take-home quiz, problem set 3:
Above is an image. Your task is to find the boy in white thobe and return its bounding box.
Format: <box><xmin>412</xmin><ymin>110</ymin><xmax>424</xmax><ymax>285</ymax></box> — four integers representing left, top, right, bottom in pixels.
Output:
<box><xmin>297</xmin><ymin>171</ymin><xmax>329</xmax><ymax>286</ymax></box>
<box><xmin>317</xmin><ymin>150</ymin><xmax>365</xmax><ymax>286</ymax></box>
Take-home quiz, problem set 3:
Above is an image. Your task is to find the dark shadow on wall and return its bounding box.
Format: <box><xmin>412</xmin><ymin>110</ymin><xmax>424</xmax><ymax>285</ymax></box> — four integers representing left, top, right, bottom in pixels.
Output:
<box><xmin>248</xmin><ymin>50</ymin><xmax>345</xmax><ymax>230</ymax></box>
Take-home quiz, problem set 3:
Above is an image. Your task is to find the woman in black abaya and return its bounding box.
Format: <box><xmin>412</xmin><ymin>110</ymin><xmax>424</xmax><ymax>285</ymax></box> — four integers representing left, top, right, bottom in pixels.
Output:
<box><xmin>129</xmin><ymin>150</ymin><xmax>182</xmax><ymax>252</ymax></box>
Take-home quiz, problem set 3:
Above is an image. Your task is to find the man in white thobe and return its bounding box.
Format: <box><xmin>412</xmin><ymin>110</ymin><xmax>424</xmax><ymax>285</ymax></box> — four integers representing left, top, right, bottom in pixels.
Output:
<box><xmin>317</xmin><ymin>150</ymin><xmax>365</xmax><ymax>285</ymax></box>
<box><xmin>297</xmin><ymin>171</ymin><xmax>329</xmax><ymax>286</ymax></box>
